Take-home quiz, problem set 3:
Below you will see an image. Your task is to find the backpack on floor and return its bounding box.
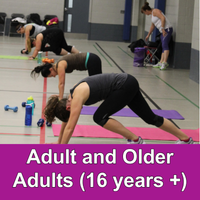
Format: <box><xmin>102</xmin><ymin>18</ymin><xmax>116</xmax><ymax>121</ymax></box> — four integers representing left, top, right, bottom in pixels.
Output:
<box><xmin>128</xmin><ymin>39</ymin><xmax>146</xmax><ymax>53</ymax></box>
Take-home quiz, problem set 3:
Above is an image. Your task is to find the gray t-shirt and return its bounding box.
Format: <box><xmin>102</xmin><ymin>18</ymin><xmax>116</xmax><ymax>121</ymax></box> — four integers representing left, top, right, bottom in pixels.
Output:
<box><xmin>24</xmin><ymin>23</ymin><xmax>46</xmax><ymax>38</ymax></box>
<box><xmin>70</xmin><ymin>73</ymin><xmax>128</xmax><ymax>105</ymax></box>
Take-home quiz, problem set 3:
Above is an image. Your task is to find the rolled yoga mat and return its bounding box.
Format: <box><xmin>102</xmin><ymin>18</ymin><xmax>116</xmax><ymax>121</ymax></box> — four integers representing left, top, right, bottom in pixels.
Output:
<box><xmin>81</xmin><ymin>106</ymin><xmax>184</xmax><ymax>120</ymax></box>
<box><xmin>52</xmin><ymin>124</ymin><xmax>199</xmax><ymax>142</ymax></box>
<box><xmin>0</xmin><ymin>55</ymin><xmax>45</xmax><ymax>60</ymax></box>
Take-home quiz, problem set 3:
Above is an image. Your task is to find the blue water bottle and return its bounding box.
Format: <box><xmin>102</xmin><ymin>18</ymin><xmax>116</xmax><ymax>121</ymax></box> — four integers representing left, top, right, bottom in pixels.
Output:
<box><xmin>27</xmin><ymin>96</ymin><xmax>34</xmax><ymax>115</ymax></box>
<box><xmin>25</xmin><ymin>105</ymin><xmax>32</xmax><ymax>126</ymax></box>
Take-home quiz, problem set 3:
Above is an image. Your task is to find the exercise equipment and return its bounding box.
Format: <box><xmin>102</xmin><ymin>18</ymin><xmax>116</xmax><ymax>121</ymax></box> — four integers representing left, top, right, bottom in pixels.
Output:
<box><xmin>46</xmin><ymin>121</ymin><xmax>52</xmax><ymax>127</ymax></box>
<box><xmin>42</xmin><ymin>58</ymin><xmax>54</xmax><ymax>63</ymax></box>
<box><xmin>21</xmin><ymin>49</ymin><xmax>29</xmax><ymax>54</ymax></box>
<box><xmin>80</xmin><ymin>106</ymin><xmax>184</xmax><ymax>120</ymax></box>
<box><xmin>37</xmin><ymin>118</ymin><xmax>44</xmax><ymax>127</ymax></box>
<box><xmin>52</xmin><ymin>124</ymin><xmax>199</xmax><ymax>142</ymax></box>
<box><xmin>22</xmin><ymin>102</ymin><xmax>35</xmax><ymax>108</ymax></box>
<box><xmin>4</xmin><ymin>105</ymin><xmax>18</xmax><ymax>112</ymax></box>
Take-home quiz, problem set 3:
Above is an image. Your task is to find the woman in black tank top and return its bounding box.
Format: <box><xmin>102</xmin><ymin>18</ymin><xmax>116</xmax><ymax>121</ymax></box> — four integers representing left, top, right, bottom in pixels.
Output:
<box><xmin>31</xmin><ymin>52</ymin><xmax>102</xmax><ymax>100</ymax></box>
<box><xmin>28</xmin><ymin>28</ymin><xmax>79</xmax><ymax>60</ymax></box>
<box><xmin>43</xmin><ymin>73</ymin><xmax>193</xmax><ymax>145</ymax></box>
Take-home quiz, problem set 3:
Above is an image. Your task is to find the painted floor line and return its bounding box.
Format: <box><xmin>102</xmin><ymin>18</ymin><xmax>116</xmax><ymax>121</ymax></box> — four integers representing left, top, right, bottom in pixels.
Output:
<box><xmin>118</xmin><ymin>46</ymin><xmax>199</xmax><ymax>109</ymax></box>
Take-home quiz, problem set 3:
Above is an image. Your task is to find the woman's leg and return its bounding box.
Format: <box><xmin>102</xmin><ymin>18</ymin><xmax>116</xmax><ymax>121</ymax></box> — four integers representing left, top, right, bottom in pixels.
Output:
<box><xmin>159</xmin><ymin>118</ymin><xmax>189</xmax><ymax>140</ymax></box>
<box><xmin>127</xmin><ymin>85</ymin><xmax>190</xmax><ymax>140</ymax></box>
<box><xmin>59</xmin><ymin>31</ymin><xmax>79</xmax><ymax>54</ymax></box>
<box><xmin>87</xmin><ymin>53</ymin><xmax>102</xmax><ymax>76</ymax></box>
<box><xmin>160</xmin><ymin>53</ymin><xmax>164</xmax><ymax>63</ymax></box>
<box><xmin>71</xmin><ymin>46</ymin><xmax>79</xmax><ymax>54</ymax></box>
<box><xmin>160</xmin><ymin>28</ymin><xmax>173</xmax><ymax>70</ymax></box>
<box><xmin>93</xmin><ymin>75</ymin><xmax>140</xmax><ymax>140</ymax></box>
<box><xmin>103</xmin><ymin>118</ymin><xmax>139</xmax><ymax>141</ymax></box>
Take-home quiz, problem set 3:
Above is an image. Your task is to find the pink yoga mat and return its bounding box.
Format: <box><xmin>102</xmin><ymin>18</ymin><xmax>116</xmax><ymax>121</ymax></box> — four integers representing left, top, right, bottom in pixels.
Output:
<box><xmin>52</xmin><ymin>124</ymin><xmax>199</xmax><ymax>142</ymax></box>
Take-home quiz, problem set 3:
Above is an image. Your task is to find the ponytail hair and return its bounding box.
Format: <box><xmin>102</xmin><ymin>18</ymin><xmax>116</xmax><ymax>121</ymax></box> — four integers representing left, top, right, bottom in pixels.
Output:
<box><xmin>141</xmin><ymin>2</ymin><xmax>152</xmax><ymax>13</ymax></box>
<box><xmin>44</xmin><ymin>96</ymin><xmax>70</xmax><ymax>123</ymax></box>
<box><xmin>30</xmin><ymin>63</ymin><xmax>53</xmax><ymax>79</ymax></box>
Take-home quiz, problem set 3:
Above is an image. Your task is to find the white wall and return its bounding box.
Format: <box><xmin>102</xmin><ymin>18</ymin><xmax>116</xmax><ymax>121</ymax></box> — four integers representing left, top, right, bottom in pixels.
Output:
<box><xmin>175</xmin><ymin>0</ymin><xmax>195</xmax><ymax>43</ymax></box>
<box><xmin>144</xmin><ymin>0</ymin><xmax>155</xmax><ymax>33</ymax></box>
<box><xmin>191</xmin><ymin>0</ymin><xmax>199</xmax><ymax>50</ymax></box>
<box><xmin>0</xmin><ymin>0</ymin><xmax>64</xmax><ymax>20</ymax></box>
<box><xmin>131</xmin><ymin>0</ymin><xmax>139</xmax><ymax>26</ymax></box>
<box><xmin>89</xmin><ymin>0</ymin><xmax>125</xmax><ymax>24</ymax></box>
<box><xmin>165</xmin><ymin>0</ymin><xmax>179</xmax><ymax>40</ymax></box>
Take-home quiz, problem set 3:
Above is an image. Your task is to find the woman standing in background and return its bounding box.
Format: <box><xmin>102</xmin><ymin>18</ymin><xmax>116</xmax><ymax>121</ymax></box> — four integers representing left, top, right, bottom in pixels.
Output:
<box><xmin>141</xmin><ymin>2</ymin><xmax>173</xmax><ymax>70</ymax></box>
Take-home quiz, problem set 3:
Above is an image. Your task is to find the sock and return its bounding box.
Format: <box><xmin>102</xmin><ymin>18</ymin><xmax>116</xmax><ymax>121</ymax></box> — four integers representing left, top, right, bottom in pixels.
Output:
<box><xmin>181</xmin><ymin>138</ymin><xmax>190</xmax><ymax>142</ymax></box>
<box><xmin>133</xmin><ymin>138</ymin><xmax>139</xmax><ymax>142</ymax></box>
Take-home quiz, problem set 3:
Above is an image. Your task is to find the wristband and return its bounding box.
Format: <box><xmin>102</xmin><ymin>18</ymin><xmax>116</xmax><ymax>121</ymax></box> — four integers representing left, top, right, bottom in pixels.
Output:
<box><xmin>161</xmin><ymin>27</ymin><xmax>164</xmax><ymax>30</ymax></box>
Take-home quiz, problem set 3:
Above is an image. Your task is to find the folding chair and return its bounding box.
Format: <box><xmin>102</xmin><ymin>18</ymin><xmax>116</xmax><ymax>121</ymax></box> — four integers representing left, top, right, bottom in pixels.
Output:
<box><xmin>27</xmin><ymin>13</ymin><xmax>43</xmax><ymax>25</ymax></box>
<box><xmin>144</xmin><ymin>41</ymin><xmax>162</xmax><ymax>66</ymax></box>
<box><xmin>9</xmin><ymin>13</ymin><xmax>25</xmax><ymax>37</ymax></box>
<box><xmin>0</xmin><ymin>12</ymin><xmax>7</xmax><ymax>36</ymax></box>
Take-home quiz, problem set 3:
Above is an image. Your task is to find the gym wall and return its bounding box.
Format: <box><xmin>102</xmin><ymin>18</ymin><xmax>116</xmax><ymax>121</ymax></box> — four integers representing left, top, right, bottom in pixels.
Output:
<box><xmin>189</xmin><ymin>0</ymin><xmax>199</xmax><ymax>83</ymax></box>
<box><xmin>88</xmin><ymin>0</ymin><xmax>125</xmax><ymax>41</ymax></box>
<box><xmin>0</xmin><ymin>0</ymin><xmax>64</xmax><ymax>19</ymax></box>
<box><xmin>0</xmin><ymin>0</ymin><xmax>64</xmax><ymax>35</ymax></box>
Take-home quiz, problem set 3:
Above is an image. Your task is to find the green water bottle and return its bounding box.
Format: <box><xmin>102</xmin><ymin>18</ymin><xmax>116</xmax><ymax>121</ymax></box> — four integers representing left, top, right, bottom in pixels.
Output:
<box><xmin>27</xmin><ymin>96</ymin><xmax>34</xmax><ymax>115</ymax></box>
<box><xmin>37</xmin><ymin>51</ymin><xmax>42</xmax><ymax>64</ymax></box>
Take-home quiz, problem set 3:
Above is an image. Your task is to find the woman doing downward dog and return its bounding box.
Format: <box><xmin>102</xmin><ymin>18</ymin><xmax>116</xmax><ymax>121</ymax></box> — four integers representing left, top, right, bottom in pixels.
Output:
<box><xmin>31</xmin><ymin>52</ymin><xmax>102</xmax><ymax>100</ymax></box>
<box><xmin>44</xmin><ymin>73</ymin><xmax>194</xmax><ymax>144</ymax></box>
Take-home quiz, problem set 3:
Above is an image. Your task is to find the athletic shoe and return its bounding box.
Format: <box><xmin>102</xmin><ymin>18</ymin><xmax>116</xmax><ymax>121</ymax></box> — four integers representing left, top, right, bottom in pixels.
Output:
<box><xmin>175</xmin><ymin>137</ymin><xmax>194</xmax><ymax>144</ymax></box>
<box><xmin>127</xmin><ymin>136</ymin><xmax>146</xmax><ymax>144</ymax></box>
<box><xmin>153</xmin><ymin>62</ymin><xmax>162</xmax><ymax>68</ymax></box>
<box><xmin>160</xmin><ymin>62</ymin><xmax>169</xmax><ymax>70</ymax></box>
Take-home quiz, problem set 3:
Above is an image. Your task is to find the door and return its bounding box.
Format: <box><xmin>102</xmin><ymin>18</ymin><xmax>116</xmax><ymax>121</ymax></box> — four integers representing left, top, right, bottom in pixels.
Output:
<box><xmin>64</xmin><ymin>0</ymin><xmax>90</xmax><ymax>33</ymax></box>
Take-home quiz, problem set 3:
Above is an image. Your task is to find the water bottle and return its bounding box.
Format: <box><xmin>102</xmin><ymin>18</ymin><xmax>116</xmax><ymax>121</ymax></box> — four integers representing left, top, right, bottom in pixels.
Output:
<box><xmin>37</xmin><ymin>51</ymin><xmax>42</xmax><ymax>64</ymax></box>
<box><xmin>25</xmin><ymin>105</ymin><xmax>32</xmax><ymax>126</ymax></box>
<box><xmin>27</xmin><ymin>96</ymin><xmax>34</xmax><ymax>115</ymax></box>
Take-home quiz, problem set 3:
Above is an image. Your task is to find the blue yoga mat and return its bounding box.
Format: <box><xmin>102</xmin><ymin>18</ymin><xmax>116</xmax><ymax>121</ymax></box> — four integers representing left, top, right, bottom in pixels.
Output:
<box><xmin>81</xmin><ymin>106</ymin><xmax>184</xmax><ymax>120</ymax></box>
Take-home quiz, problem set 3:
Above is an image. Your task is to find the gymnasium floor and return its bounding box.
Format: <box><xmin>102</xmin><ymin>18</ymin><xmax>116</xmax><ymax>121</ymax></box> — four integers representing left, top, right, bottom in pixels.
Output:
<box><xmin>0</xmin><ymin>35</ymin><xmax>199</xmax><ymax>144</ymax></box>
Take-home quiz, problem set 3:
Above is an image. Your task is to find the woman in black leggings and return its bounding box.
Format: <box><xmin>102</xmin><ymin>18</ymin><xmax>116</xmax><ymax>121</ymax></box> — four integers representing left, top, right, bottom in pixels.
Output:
<box><xmin>29</xmin><ymin>28</ymin><xmax>79</xmax><ymax>60</ymax></box>
<box><xmin>31</xmin><ymin>52</ymin><xmax>102</xmax><ymax>100</ymax></box>
<box><xmin>44</xmin><ymin>73</ymin><xmax>193</xmax><ymax>144</ymax></box>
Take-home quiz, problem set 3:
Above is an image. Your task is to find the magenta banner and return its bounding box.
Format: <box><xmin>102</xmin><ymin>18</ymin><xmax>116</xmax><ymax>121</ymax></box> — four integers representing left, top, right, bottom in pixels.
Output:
<box><xmin>0</xmin><ymin>145</ymin><xmax>199</xmax><ymax>200</ymax></box>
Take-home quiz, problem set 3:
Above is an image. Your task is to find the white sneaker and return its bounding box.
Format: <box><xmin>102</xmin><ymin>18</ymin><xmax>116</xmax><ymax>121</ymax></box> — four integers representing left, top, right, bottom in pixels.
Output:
<box><xmin>176</xmin><ymin>137</ymin><xmax>194</xmax><ymax>144</ymax></box>
<box><xmin>153</xmin><ymin>62</ymin><xmax>162</xmax><ymax>68</ymax></box>
<box><xmin>160</xmin><ymin>62</ymin><xmax>169</xmax><ymax>70</ymax></box>
<box><xmin>127</xmin><ymin>136</ymin><xmax>146</xmax><ymax>144</ymax></box>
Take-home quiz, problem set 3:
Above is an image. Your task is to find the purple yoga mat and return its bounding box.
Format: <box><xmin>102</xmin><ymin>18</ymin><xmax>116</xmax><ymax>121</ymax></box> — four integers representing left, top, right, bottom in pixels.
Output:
<box><xmin>81</xmin><ymin>106</ymin><xmax>184</xmax><ymax>120</ymax></box>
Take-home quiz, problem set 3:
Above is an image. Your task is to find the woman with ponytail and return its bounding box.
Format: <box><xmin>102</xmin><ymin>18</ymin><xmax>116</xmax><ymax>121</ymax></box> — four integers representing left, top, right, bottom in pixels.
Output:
<box><xmin>31</xmin><ymin>52</ymin><xmax>102</xmax><ymax>100</ymax></box>
<box><xmin>141</xmin><ymin>2</ymin><xmax>173</xmax><ymax>70</ymax></box>
<box><xmin>44</xmin><ymin>73</ymin><xmax>193</xmax><ymax>145</ymax></box>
